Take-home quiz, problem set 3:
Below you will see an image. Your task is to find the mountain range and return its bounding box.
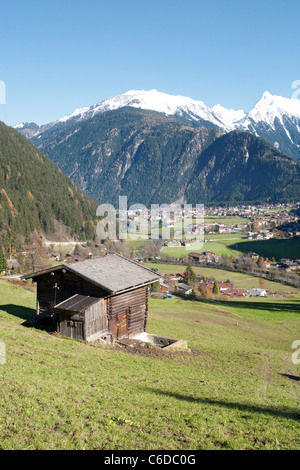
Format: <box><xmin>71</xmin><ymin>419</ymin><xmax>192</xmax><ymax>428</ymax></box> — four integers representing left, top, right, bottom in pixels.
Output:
<box><xmin>12</xmin><ymin>89</ymin><xmax>300</xmax><ymax>207</ymax></box>
<box><xmin>16</xmin><ymin>89</ymin><xmax>300</xmax><ymax>162</ymax></box>
<box><xmin>13</xmin><ymin>105</ymin><xmax>299</xmax><ymax>207</ymax></box>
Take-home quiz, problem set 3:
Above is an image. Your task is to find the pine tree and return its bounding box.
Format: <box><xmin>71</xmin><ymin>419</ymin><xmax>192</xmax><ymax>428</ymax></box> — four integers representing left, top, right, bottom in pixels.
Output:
<box><xmin>0</xmin><ymin>247</ymin><xmax>8</xmax><ymax>272</ymax></box>
<box><xmin>183</xmin><ymin>265</ymin><xmax>197</xmax><ymax>286</ymax></box>
<box><xmin>212</xmin><ymin>280</ymin><xmax>219</xmax><ymax>295</ymax></box>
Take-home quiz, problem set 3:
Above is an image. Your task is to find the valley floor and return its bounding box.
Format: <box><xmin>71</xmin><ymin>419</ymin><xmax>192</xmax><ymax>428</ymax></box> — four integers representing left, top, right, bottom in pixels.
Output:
<box><xmin>0</xmin><ymin>279</ymin><xmax>299</xmax><ymax>450</ymax></box>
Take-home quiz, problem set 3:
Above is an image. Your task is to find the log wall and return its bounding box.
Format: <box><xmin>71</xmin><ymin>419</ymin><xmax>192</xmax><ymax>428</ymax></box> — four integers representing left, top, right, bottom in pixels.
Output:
<box><xmin>108</xmin><ymin>286</ymin><xmax>148</xmax><ymax>340</ymax></box>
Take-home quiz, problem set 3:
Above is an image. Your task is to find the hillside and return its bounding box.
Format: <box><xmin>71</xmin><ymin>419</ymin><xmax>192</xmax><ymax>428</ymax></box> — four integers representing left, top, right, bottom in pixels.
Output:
<box><xmin>0</xmin><ymin>121</ymin><xmax>98</xmax><ymax>239</ymax></box>
<box><xmin>27</xmin><ymin>107</ymin><xmax>300</xmax><ymax>206</ymax></box>
<box><xmin>0</xmin><ymin>279</ymin><xmax>299</xmax><ymax>450</ymax></box>
<box><xmin>186</xmin><ymin>131</ymin><xmax>300</xmax><ymax>203</ymax></box>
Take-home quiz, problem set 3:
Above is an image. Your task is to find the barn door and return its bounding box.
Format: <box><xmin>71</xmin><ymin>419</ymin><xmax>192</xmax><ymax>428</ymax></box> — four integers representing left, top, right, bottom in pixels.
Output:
<box><xmin>116</xmin><ymin>310</ymin><xmax>128</xmax><ymax>339</ymax></box>
<box><xmin>67</xmin><ymin>319</ymin><xmax>84</xmax><ymax>340</ymax></box>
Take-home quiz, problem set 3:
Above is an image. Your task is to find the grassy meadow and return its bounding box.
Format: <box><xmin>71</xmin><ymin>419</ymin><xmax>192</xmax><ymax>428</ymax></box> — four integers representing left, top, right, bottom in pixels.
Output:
<box><xmin>0</xmin><ymin>279</ymin><xmax>299</xmax><ymax>450</ymax></box>
<box><xmin>204</xmin><ymin>216</ymin><xmax>250</xmax><ymax>226</ymax></box>
<box><xmin>230</xmin><ymin>238</ymin><xmax>300</xmax><ymax>262</ymax></box>
<box><xmin>161</xmin><ymin>237</ymin><xmax>243</xmax><ymax>258</ymax></box>
<box><xmin>160</xmin><ymin>236</ymin><xmax>300</xmax><ymax>262</ymax></box>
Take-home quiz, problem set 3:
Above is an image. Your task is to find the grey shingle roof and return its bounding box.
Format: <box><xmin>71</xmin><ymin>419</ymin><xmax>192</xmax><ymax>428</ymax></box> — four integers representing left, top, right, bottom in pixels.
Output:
<box><xmin>177</xmin><ymin>283</ymin><xmax>193</xmax><ymax>291</ymax></box>
<box><xmin>23</xmin><ymin>254</ymin><xmax>160</xmax><ymax>294</ymax></box>
<box><xmin>66</xmin><ymin>254</ymin><xmax>160</xmax><ymax>293</ymax></box>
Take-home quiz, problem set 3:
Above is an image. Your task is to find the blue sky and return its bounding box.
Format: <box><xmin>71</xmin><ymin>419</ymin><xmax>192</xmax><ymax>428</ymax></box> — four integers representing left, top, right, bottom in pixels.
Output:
<box><xmin>1</xmin><ymin>0</ymin><xmax>300</xmax><ymax>126</ymax></box>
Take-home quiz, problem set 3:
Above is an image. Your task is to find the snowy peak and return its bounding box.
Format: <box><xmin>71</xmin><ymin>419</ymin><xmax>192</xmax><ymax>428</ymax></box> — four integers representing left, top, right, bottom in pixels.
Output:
<box><xmin>88</xmin><ymin>89</ymin><xmax>239</xmax><ymax>130</ymax></box>
<box><xmin>14</xmin><ymin>89</ymin><xmax>300</xmax><ymax>133</ymax></box>
<box><xmin>243</xmin><ymin>90</ymin><xmax>300</xmax><ymax>129</ymax></box>
<box><xmin>22</xmin><ymin>89</ymin><xmax>243</xmax><ymax>133</ymax></box>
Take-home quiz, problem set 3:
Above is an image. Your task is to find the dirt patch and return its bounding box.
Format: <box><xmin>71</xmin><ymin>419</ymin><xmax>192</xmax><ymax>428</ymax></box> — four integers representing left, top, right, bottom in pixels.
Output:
<box><xmin>113</xmin><ymin>338</ymin><xmax>198</xmax><ymax>358</ymax></box>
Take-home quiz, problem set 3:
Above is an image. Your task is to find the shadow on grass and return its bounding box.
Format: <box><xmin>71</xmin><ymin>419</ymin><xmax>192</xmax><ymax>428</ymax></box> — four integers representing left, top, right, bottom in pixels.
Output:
<box><xmin>0</xmin><ymin>304</ymin><xmax>36</xmax><ymax>323</ymax></box>
<box><xmin>195</xmin><ymin>298</ymin><xmax>300</xmax><ymax>315</ymax></box>
<box><xmin>0</xmin><ymin>303</ymin><xmax>57</xmax><ymax>332</ymax></box>
<box><xmin>281</xmin><ymin>374</ymin><xmax>300</xmax><ymax>382</ymax></box>
<box><xmin>228</xmin><ymin>238</ymin><xmax>300</xmax><ymax>262</ymax></box>
<box><xmin>142</xmin><ymin>387</ymin><xmax>300</xmax><ymax>422</ymax></box>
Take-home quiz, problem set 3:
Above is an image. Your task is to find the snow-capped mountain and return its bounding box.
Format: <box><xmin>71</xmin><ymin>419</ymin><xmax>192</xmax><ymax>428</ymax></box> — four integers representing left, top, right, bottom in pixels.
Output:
<box><xmin>15</xmin><ymin>89</ymin><xmax>245</xmax><ymax>135</ymax></box>
<box><xmin>238</xmin><ymin>91</ymin><xmax>300</xmax><ymax>159</ymax></box>
<box><xmin>15</xmin><ymin>89</ymin><xmax>300</xmax><ymax>160</ymax></box>
<box><xmin>242</xmin><ymin>91</ymin><xmax>300</xmax><ymax>129</ymax></box>
<box><xmin>86</xmin><ymin>89</ymin><xmax>246</xmax><ymax>131</ymax></box>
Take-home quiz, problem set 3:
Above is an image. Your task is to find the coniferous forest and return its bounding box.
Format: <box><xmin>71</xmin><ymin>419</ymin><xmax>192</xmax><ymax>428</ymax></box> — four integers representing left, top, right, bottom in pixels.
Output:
<box><xmin>0</xmin><ymin>121</ymin><xmax>98</xmax><ymax>241</ymax></box>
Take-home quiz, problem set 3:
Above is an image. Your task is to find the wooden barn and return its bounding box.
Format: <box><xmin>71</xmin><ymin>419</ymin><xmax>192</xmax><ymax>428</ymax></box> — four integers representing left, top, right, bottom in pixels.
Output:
<box><xmin>22</xmin><ymin>254</ymin><xmax>160</xmax><ymax>342</ymax></box>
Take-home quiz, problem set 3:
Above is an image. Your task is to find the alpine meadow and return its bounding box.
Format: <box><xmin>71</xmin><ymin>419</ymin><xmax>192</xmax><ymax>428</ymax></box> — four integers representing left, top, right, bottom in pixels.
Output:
<box><xmin>1</xmin><ymin>0</ymin><xmax>300</xmax><ymax>456</ymax></box>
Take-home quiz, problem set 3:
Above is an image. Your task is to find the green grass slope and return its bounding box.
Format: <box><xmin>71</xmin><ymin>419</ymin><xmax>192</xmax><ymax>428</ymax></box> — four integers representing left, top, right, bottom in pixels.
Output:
<box><xmin>0</xmin><ymin>280</ymin><xmax>299</xmax><ymax>450</ymax></box>
<box><xmin>229</xmin><ymin>238</ymin><xmax>300</xmax><ymax>262</ymax></box>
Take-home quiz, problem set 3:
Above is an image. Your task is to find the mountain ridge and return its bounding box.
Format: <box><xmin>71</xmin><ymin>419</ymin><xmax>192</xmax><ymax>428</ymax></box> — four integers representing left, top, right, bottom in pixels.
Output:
<box><xmin>21</xmin><ymin>107</ymin><xmax>300</xmax><ymax>206</ymax></box>
<box><xmin>15</xmin><ymin>89</ymin><xmax>300</xmax><ymax>161</ymax></box>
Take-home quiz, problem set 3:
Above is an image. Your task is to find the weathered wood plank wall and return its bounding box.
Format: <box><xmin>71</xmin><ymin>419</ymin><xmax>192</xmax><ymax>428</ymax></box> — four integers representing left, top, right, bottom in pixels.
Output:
<box><xmin>108</xmin><ymin>286</ymin><xmax>149</xmax><ymax>339</ymax></box>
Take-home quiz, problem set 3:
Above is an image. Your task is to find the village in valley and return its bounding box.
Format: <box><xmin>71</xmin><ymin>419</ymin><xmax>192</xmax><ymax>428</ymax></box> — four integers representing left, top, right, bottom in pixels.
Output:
<box><xmin>2</xmin><ymin>202</ymin><xmax>299</xmax><ymax>302</ymax></box>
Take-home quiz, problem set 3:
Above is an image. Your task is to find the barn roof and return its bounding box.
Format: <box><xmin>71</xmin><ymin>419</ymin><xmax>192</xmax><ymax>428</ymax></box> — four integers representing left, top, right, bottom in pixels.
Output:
<box><xmin>54</xmin><ymin>294</ymin><xmax>101</xmax><ymax>313</ymax></box>
<box><xmin>177</xmin><ymin>283</ymin><xmax>193</xmax><ymax>291</ymax></box>
<box><xmin>22</xmin><ymin>254</ymin><xmax>160</xmax><ymax>294</ymax></box>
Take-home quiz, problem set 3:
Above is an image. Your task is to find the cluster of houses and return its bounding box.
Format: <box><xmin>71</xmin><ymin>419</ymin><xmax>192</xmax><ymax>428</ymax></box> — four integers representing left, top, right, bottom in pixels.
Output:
<box><xmin>188</xmin><ymin>251</ymin><xmax>221</xmax><ymax>264</ymax></box>
<box><xmin>247</xmin><ymin>230</ymin><xmax>274</xmax><ymax>240</ymax></box>
<box><xmin>278</xmin><ymin>258</ymin><xmax>300</xmax><ymax>272</ymax></box>
<box><xmin>205</xmin><ymin>202</ymin><xmax>298</xmax><ymax>220</ymax></box>
<box><xmin>204</xmin><ymin>202</ymin><xmax>300</xmax><ymax>236</ymax></box>
<box><xmin>157</xmin><ymin>271</ymin><xmax>268</xmax><ymax>299</ymax></box>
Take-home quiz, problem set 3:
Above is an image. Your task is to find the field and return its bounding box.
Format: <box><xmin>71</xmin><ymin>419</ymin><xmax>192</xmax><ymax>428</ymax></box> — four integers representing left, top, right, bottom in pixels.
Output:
<box><xmin>204</xmin><ymin>216</ymin><xmax>250</xmax><ymax>226</ymax></box>
<box><xmin>161</xmin><ymin>235</ymin><xmax>300</xmax><ymax>262</ymax></box>
<box><xmin>230</xmin><ymin>238</ymin><xmax>300</xmax><ymax>262</ymax></box>
<box><xmin>0</xmin><ymin>279</ymin><xmax>299</xmax><ymax>450</ymax></box>
<box><xmin>161</xmin><ymin>237</ymin><xmax>243</xmax><ymax>258</ymax></box>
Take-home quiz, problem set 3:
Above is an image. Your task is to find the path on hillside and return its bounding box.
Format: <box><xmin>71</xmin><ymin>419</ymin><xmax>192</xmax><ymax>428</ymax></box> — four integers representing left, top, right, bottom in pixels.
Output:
<box><xmin>42</xmin><ymin>241</ymin><xmax>81</xmax><ymax>246</ymax></box>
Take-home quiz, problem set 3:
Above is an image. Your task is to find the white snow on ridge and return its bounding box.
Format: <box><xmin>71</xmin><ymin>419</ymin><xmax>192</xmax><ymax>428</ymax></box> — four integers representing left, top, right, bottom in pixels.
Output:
<box><xmin>91</xmin><ymin>89</ymin><xmax>226</xmax><ymax>127</ymax></box>
<box><xmin>212</xmin><ymin>104</ymin><xmax>246</xmax><ymax>129</ymax></box>
<box><xmin>50</xmin><ymin>89</ymin><xmax>247</xmax><ymax>132</ymax></box>
<box><xmin>13</xmin><ymin>89</ymin><xmax>300</xmax><ymax>146</ymax></box>
<box><xmin>14</xmin><ymin>123</ymin><xmax>26</xmax><ymax>129</ymax></box>
<box><xmin>57</xmin><ymin>106</ymin><xmax>90</xmax><ymax>123</ymax></box>
<box><xmin>241</xmin><ymin>91</ymin><xmax>300</xmax><ymax>130</ymax></box>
